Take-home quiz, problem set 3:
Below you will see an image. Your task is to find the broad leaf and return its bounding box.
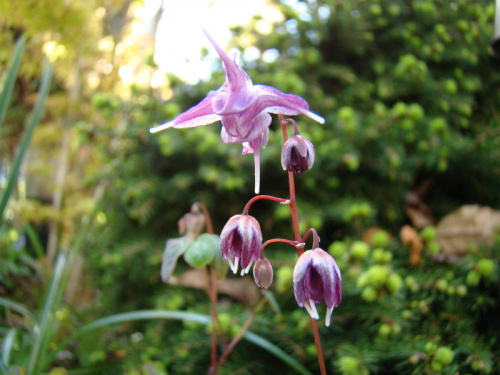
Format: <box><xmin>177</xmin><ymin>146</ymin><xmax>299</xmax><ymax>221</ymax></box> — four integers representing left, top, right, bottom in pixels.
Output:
<box><xmin>183</xmin><ymin>233</ymin><xmax>215</xmax><ymax>268</ymax></box>
<box><xmin>161</xmin><ymin>237</ymin><xmax>191</xmax><ymax>281</ymax></box>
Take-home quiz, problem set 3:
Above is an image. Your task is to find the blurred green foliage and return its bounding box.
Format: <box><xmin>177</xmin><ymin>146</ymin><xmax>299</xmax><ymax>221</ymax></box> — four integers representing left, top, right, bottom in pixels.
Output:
<box><xmin>1</xmin><ymin>0</ymin><xmax>500</xmax><ymax>374</ymax></box>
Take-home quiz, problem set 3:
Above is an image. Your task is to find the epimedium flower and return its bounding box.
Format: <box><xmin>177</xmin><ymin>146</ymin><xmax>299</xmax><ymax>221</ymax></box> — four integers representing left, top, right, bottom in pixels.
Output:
<box><xmin>220</xmin><ymin>214</ymin><xmax>262</xmax><ymax>275</ymax></box>
<box><xmin>293</xmin><ymin>248</ymin><xmax>342</xmax><ymax>327</ymax></box>
<box><xmin>281</xmin><ymin>134</ymin><xmax>315</xmax><ymax>174</ymax></box>
<box><xmin>149</xmin><ymin>29</ymin><xmax>325</xmax><ymax>194</ymax></box>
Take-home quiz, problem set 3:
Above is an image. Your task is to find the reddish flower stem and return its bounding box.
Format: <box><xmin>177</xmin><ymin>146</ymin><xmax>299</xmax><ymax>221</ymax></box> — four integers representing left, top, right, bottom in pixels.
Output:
<box><xmin>310</xmin><ymin>319</ymin><xmax>327</xmax><ymax>375</ymax></box>
<box><xmin>209</xmin><ymin>268</ymin><xmax>219</xmax><ymax>369</ymax></box>
<box><xmin>210</xmin><ymin>298</ymin><xmax>268</xmax><ymax>374</ymax></box>
<box><xmin>242</xmin><ymin>195</ymin><xmax>289</xmax><ymax>215</ymax></box>
<box><xmin>279</xmin><ymin>114</ymin><xmax>327</xmax><ymax>375</ymax></box>
<box><xmin>195</xmin><ymin>202</ymin><xmax>214</xmax><ymax>235</ymax></box>
<box><xmin>301</xmin><ymin>228</ymin><xmax>321</xmax><ymax>249</ymax></box>
<box><xmin>260</xmin><ymin>238</ymin><xmax>303</xmax><ymax>258</ymax></box>
<box><xmin>195</xmin><ymin>203</ymin><xmax>226</xmax><ymax>372</ymax></box>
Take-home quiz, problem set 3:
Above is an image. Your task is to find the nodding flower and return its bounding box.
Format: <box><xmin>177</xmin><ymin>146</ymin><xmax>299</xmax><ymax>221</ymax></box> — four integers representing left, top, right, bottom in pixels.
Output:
<box><xmin>293</xmin><ymin>248</ymin><xmax>342</xmax><ymax>327</ymax></box>
<box><xmin>220</xmin><ymin>214</ymin><xmax>262</xmax><ymax>275</ymax></box>
<box><xmin>150</xmin><ymin>29</ymin><xmax>324</xmax><ymax>194</ymax></box>
<box><xmin>281</xmin><ymin>134</ymin><xmax>315</xmax><ymax>174</ymax></box>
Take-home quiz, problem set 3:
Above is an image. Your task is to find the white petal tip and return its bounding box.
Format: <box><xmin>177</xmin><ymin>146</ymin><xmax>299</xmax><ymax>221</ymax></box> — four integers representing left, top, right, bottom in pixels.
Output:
<box><xmin>325</xmin><ymin>306</ymin><xmax>334</xmax><ymax>327</ymax></box>
<box><xmin>228</xmin><ymin>257</ymin><xmax>238</xmax><ymax>274</ymax></box>
<box><xmin>304</xmin><ymin>300</ymin><xmax>320</xmax><ymax>320</ymax></box>
<box><xmin>241</xmin><ymin>263</ymin><xmax>252</xmax><ymax>276</ymax></box>
<box><xmin>149</xmin><ymin>122</ymin><xmax>174</xmax><ymax>134</ymax></box>
<box><xmin>254</xmin><ymin>171</ymin><xmax>260</xmax><ymax>194</ymax></box>
<box><xmin>305</xmin><ymin>111</ymin><xmax>325</xmax><ymax>124</ymax></box>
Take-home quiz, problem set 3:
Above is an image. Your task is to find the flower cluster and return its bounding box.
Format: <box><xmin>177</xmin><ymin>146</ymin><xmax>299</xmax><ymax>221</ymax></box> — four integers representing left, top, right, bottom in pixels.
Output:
<box><xmin>220</xmin><ymin>205</ymin><xmax>342</xmax><ymax>325</ymax></box>
<box><xmin>152</xmin><ymin>31</ymin><xmax>342</xmax><ymax>326</ymax></box>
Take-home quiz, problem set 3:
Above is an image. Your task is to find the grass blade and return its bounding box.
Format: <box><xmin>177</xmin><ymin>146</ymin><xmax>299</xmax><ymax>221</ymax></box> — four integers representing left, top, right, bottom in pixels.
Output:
<box><xmin>242</xmin><ymin>331</ymin><xmax>313</xmax><ymax>375</ymax></box>
<box><xmin>0</xmin><ymin>58</ymin><xmax>53</xmax><ymax>224</ymax></box>
<box><xmin>47</xmin><ymin>310</ymin><xmax>312</xmax><ymax>375</ymax></box>
<box><xmin>1</xmin><ymin>328</ymin><xmax>18</xmax><ymax>366</ymax></box>
<box><xmin>27</xmin><ymin>252</ymin><xmax>66</xmax><ymax>375</ymax></box>
<box><xmin>33</xmin><ymin>186</ymin><xmax>105</xmax><ymax>374</ymax></box>
<box><xmin>23</xmin><ymin>222</ymin><xmax>45</xmax><ymax>259</ymax></box>
<box><xmin>0</xmin><ymin>296</ymin><xmax>36</xmax><ymax>322</ymax></box>
<box><xmin>0</xmin><ymin>358</ymin><xmax>8</xmax><ymax>374</ymax></box>
<box><xmin>0</xmin><ymin>35</ymin><xmax>25</xmax><ymax>126</ymax></box>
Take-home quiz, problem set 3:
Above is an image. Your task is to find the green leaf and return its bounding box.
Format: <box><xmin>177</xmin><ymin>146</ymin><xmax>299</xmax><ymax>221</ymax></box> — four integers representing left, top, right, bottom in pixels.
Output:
<box><xmin>47</xmin><ymin>369</ymin><xmax>67</xmax><ymax>375</ymax></box>
<box><xmin>0</xmin><ymin>35</ymin><xmax>25</xmax><ymax>126</ymax></box>
<box><xmin>161</xmin><ymin>237</ymin><xmax>191</xmax><ymax>281</ymax></box>
<box><xmin>51</xmin><ymin>310</ymin><xmax>312</xmax><ymax>375</ymax></box>
<box><xmin>4</xmin><ymin>365</ymin><xmax>25</xmax><ymax>375</ymax></box>
<box><xmin>0</xmin><ymin>359</ymin><xmax>8</xmax><ymax>375</ymax></box>
<box><xmin>1</xmin><ymin>328</ymin><xmax>17</xmax><ymax>368</ymax></box>
<box><xmin>183</xmin><ymin>233</ymin><xmax>215</xmax><ymax>268</ymax></box>
<box><xmin>0</xmin><ymin>57</ymin><xmax>52</xmax><ymax>224</ymax></box>
<box><xmin>243</xmin><ymin>331</ymin><xmax>312</xmax><ymax>375</ymax></box>
<box><xmin>0</xmin><ymin>297</ymin><xmax>36</xmax><ymax>322</ymax></box>
<box><xmin>27</xmin><ymin>252</ymin><xmax>66</xmax><ymax>375</ymax></box>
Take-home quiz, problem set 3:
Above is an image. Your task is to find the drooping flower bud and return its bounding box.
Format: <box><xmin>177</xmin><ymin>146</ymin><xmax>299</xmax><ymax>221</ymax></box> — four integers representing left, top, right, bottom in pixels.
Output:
<box><xmin>178</xmin><ymin>204</ymin><xmax>205</xmax><ymax>239</ymax></box>
<box><xmin>281</xmin><ymin>135</ymin><xmax>315</xmax><ymax>174</ymax></box>
<box><xmin>220</xmin><ymin>214</ymin><xmax>262</xmax><ymax>275</ymax></box>
<box><xmin>293</xmin><ymin>248</ymin><xmax>342</xmax><ymax>327</ymax></box>
<box><xmin>253</xmin><ymin>257</ymin><xmax>273</xmax><ymax>289</ymax></box>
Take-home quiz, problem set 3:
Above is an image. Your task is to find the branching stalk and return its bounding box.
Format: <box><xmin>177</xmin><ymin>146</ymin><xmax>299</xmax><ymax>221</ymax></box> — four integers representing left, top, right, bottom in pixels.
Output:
<box><xmin>279</xmin><ymin>114</ymin><xmax>327</xmax><ymax>375</ymax></box>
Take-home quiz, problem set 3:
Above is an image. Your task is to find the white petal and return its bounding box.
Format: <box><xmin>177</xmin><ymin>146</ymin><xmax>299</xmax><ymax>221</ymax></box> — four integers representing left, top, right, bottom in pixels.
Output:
<box><xmin>325</xmin><ymin>306</ymin><xmax>334</xmax><ymax>327</ymax></box>
<box><xmin>240</xmin><ymin>262</ymin><xmax>252</xmax><ymax>276</ymax></box>
<box><xmin>229</xmin><ymin>256</ymin><xmax>239</xmax><ymax>274</ymax></box>
<box><xmin>304</xmin><ymin>110</ymin><xmax>325</xmax><ymax>124</ymax></box>
<box><xmin>304</xmin><ymin>300</ymin><xmax>319</xmax><ymax>320</ymax></box>
<box><xmin>150</xmin><ymin>121</ymin><xmax>175</xmax><ymax>133</ymax></box>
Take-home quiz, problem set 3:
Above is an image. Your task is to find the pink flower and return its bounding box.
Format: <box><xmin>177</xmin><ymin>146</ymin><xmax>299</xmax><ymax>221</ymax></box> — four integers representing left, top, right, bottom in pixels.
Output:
<box><xmin>293</xmin><ymin>248</ymin><xmax>342</xmax><ymax>327</ymax></box>
<box><xmin>220</xmin><ymin>214</ymin><xmax>262</xmax><ymax>275</ymax></box>
<box><xmin>150</xmin><ymin>30</ymin><xmax>324</xmax><ymax>193</ymax></box>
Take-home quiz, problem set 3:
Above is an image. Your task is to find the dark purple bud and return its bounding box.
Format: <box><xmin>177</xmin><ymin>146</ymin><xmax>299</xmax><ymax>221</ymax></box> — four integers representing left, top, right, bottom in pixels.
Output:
<box><xmin>220</xmin><ymin>214</ymin><xmax>262</xmax><ymax>275</ymax></box>
<box><xmin>253</xmin><ymin>257</ymin><xmax>273</xmax><ymax>289</ymax></box>
<box><xmin>281</xmin><ymin>135</ymin><xmax>315</xmax><ymax>174</ymax></box>
<box><xmin>293</xmin><ymin>248</ymin><xmax>342</xmax><ymax>327</ymax></box>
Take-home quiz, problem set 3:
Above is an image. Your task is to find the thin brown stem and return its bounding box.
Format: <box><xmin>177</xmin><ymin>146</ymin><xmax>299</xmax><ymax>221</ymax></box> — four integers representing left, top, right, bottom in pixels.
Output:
<box><xmin>287</xmin><ymin>171</ymin><xmax>302</xmax><ymax>249</ymax></box>
<box><xmin>210</xmin><ymin>298</ymin><xmax>268</xmax><ymax>374</ymax></box>
<box><xmin>310</xmin><ymin>319</ymin><xmax>327</xmax><ymax>375</ymax></box>
<box><xmin>194</xmin><ymin>203</ymin><xmax>225</xmax><ymax>373</ymax></box>
<box><xmin>210</xmin><ymin>268</ymin><xmax>218</xmax><ymax>370</ymax></box>
<box><xmin>195</xmin><ymin>202</ymin><xmax>214</xmax><ymax>235</ymax></box>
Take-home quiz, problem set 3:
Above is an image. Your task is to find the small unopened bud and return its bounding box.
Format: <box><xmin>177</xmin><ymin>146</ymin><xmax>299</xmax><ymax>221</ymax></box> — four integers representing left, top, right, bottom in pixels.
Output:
<box><xmin>253</xmin><ymin>258</ymin><xmax>273</xmax><ymax>289</ymax></box>
<box><xmin>178</xmin><ymin>212</ymin><xmax>205</xmax><ymax>239</ymax></box>
<box><xmin>178</xmin><ymin>204</ymin><xmax>206</xmax><ymax>239</ymax></box>
<box><xmin>281</xmin><ymin>135</ymin><xmax>315</xmax><ymax>174</ymax></box>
